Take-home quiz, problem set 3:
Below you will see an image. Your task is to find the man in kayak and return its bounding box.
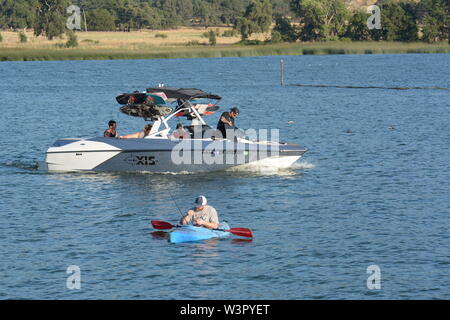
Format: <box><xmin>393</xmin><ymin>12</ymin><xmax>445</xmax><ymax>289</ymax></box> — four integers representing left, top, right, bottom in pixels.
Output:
<box><xmin>180</xmin><ymin>195</ymin><xmax>219</xmax><ymax>230</ymax></box>
<box><xmin>217</xmin><ymin>107</ymin><xmax>239</xmax><ymax>139</ymax></box>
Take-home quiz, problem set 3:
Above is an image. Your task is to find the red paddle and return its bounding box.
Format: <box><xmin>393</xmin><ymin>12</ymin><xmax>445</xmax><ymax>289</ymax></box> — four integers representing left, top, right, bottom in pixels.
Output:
<box><xmin>151</xmin><ymin>220</ymin><xmax>177</xmax><ymax>230</ymax></box>
<box><xmin>150</xmin><ymin>220</ymin><xmax>253</xmax><ymax>238</ymax></box>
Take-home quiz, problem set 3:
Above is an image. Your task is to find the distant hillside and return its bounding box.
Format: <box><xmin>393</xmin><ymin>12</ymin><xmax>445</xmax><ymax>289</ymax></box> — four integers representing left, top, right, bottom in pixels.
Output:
<box><xmin>345</xmin><ymin>0</ymin><xmax>377</xmax><ymax>10</ymax></box>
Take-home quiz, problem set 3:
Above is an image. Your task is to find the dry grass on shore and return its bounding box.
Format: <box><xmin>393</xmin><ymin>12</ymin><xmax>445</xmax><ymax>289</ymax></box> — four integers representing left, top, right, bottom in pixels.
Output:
<box><xmin>1</xmin><ymin>27</ymin><xmax>449</xmax><ymax>61</ymax></box>
<box><xmin>0</xmin><ymin>27</ymin><xmax>243</xmax><ymax>49</ymax></box>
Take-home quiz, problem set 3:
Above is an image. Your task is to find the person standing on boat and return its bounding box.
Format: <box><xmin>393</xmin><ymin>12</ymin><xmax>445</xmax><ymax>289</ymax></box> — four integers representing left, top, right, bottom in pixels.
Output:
<box><xmin>180</xmin><ymin>195</ymin><xmax>219</xmax><ymax>230</ymax></box>
<box><xmin>104</xmin><ymin>120</ymin><xmax>119</xmax><ymax>138</ymax></box>
<box><xmin>119</xmin><ymin>124</ymin><xmax>152</xmax><ymax>139</ymax></box>
<box><xmin>217</xmin><ymin>107</ymin><xmax>239</xmax><ymax>139</ymax></box>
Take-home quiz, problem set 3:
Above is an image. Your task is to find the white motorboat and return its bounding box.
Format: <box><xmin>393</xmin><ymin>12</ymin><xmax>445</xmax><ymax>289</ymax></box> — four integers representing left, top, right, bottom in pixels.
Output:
<box><xmin>45</xmin><ymin>87</ymin><xmax>307</xmax><ymax>173</ymax></box>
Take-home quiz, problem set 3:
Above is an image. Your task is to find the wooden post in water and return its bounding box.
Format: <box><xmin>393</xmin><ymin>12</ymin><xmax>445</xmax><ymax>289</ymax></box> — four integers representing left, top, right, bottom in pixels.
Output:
<box><xmin>280</xmin><ymin>59</ymin><xmax>285</xmax><ymax>86</ymax></box>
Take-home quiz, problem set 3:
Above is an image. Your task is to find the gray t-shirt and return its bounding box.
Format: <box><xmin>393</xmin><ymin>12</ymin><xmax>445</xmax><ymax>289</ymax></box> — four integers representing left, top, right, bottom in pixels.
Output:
<box><xmin>188</xmin><ymin>205</ymin><xmax>219</xmax><ymax>225</ymax></box>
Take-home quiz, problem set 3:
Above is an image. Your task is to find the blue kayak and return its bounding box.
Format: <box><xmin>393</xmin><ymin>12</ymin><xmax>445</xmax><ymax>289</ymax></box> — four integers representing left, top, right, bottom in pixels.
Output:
<box><xmin>169</xmin><ymin>223</ymin><xmax>231</xmax><ymax>244</ymax></box>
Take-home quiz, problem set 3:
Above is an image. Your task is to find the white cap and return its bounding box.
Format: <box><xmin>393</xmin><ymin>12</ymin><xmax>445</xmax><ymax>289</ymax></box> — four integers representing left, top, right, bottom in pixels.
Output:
<box><xmin>194</xmin><ymin>195</ymin><xmax>207</xmax><ymax>208</ymax></box>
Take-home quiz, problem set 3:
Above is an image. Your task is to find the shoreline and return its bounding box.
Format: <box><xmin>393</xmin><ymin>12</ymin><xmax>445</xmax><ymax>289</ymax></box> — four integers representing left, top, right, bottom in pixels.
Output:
<box><xmin>1</xmin><ymin>41</ymin><xmax>449</xmax><ymax>62</ymax></box>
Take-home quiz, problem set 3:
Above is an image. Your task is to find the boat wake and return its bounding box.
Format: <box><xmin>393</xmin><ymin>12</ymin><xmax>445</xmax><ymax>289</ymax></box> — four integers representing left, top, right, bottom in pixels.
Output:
<box><xmin>226</xmin><ymin>160</ymin><xmax>315</xmax><ymax>175</ymax></box>
<box><xmin>18</xmin><ymin>161</ymin><xmax>315</xmax><ymax>177</ymax></box>
<box><xmin>291</xmin><ymin>161</ymin><xmax>316</xmax><ymax>170</ymax></box>
<box><xmin>0</xmin><ymin>161</ymin><xmax>40</xmax><ymax>171</ymax></box>
<box><xmin>125</xmin><ymin>160</ymin><xmax>317</xmax><ymax>176</ymax></box>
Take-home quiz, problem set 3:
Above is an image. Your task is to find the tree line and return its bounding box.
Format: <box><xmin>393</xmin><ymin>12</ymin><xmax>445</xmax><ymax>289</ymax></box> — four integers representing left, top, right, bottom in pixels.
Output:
<box><xmin>0</xmin><ymin>0</ymin><xmax>286</xmax><ymax>31</ymax></box>
<box><xmin>279</xmin><ymin>0</ymin><xmax>449</xmax><ymax>43</ymax></box>
<box><xmin>0</xmin><ymin>0</ymin><xmax>448</xmax><ymax>43</ymax></box>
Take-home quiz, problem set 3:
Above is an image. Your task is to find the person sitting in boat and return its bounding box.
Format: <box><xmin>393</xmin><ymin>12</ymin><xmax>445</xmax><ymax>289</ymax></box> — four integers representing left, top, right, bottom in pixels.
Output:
<box><xmin>180</xmin><ymin>195</ymin><xmax>219</xmax><ymax>230</ymax></box>
<box><xmin>119</xmin><ymin>124</ymin><xmax>152</xmax><ymax>139</ymax></box>
<box><xmin>104</xmin><ymin>120</ymin><xmax>118</xmax><ymax>138</ymax></box>
<box><xmin>171</xmin><ymin>123</ymin><xmax>191</xmax><ymax>140</ymax></box>
<box><xmin>217</xmin><ymin>107</ymin><xmax>239</xmax><ymax>139</ymax></box>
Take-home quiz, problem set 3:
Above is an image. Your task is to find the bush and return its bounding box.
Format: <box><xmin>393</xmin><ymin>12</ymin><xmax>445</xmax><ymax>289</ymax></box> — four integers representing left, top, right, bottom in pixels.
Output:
<box><xmin>202</xmin><ymin>30</ymin><xmax>220</xmax><ymax>38</ymax></box>
<box><xmin>19</xmin><ymin>32</ymin><xmax>27</xmax><ymax>43</ymax></box>
<box><xmin>208</xmin><ymin>30</ymin><xmax>216</xmax><ymax>46</ymax></box>
<box><xmin>186</xmin><ymin>40</ymin><xmax>202</xmax><ymax>46</ymax></box>
<box><xmin>222</xmin><ymin>29</ymin><xmax>237</xmax><ymax>37</ymax></box>
<box><xmin>270</xmin><ymin>31</ymin><xmax>282</xmax><ymax>43</ymax></box>
<box><xmin>327</xmin><ymin>35</ymin><xmax>341</xmax><ymax>41</ymax></box>
<box><xmin>155</xmin><ymin>33</ymin><xmax>168</xmax><ymax>39</ymax></box>
<box><xmin>82</xmin><ymin>39</ymin><xmax>100</xmax><ymax>44</ymax></box>
<box><xmin>185</xmin><ymin>40</ymin><xmax>208</xmax><ymax>46</ymax></box>
<box><xmin>0</xmin><ymin>33</ymin><xmax>3</xmax><ymax>43</ymax></box>
<box><xmin>239</xmin><ymin>39</ymin><xmax>265</xmax><ymax>45</ymax></box>
<box><xmin>65</xmin><ymin>30</ymin><xmax>78</xmax><ymax>48</ymax></box>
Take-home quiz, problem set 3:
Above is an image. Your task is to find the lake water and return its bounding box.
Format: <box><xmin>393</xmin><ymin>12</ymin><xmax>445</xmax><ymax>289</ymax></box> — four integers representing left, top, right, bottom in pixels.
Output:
<box><xmin>0</xmin><ymin>54</ymin><xmax>449</xmax><ymax>299</ymax></box>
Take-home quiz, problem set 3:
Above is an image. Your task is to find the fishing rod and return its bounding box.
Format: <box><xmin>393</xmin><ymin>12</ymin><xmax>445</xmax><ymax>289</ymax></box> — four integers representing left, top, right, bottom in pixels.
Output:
<box><xmin>168</xmin><ymin>190</ymin><xmax>185</xmax><ymax>218</ymax></box>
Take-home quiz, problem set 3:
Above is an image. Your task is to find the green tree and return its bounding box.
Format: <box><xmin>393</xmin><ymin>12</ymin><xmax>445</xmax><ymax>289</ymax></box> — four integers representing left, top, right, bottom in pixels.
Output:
<box><xmin>244</xmin><ymin>0</ymin><xmax>272</xmax><ymax>33</ymax></box>
<box><xmin>236</xmin><ymin>17</ymin><xmax>255</xmax><ymax>40</ymax></box>
<box><xmin>86</xmin><ymin>9</ymin><xmax>116</xmax><ymax>31</ymax></box>
<box><xmin>420</xmin><ymin>0</ymin><xmax>449</xmax><ymax>43</ymax></box>
<box><xmin>80</xmin><ymin>0</ymin><xmax>165</xmax><ymax>31</ymax></box>
<box><xmin>208</xmin><ymin>29</ymin><xmax>216</xmax><ymax>45</ymax></box>
<box><xmin>345</xmin><ymin>11</ymin><xmax>371</xmax><ymax>41</ymax></box>
<box><xmin>376</xmin><ymin>1</ymin><xmax>418</xmax><ymax>41</ymax></box>
<box><xmin>398</xmin><ymin>2</ymin><xmax>419</xmax><ymax>41</ymax></box>
<box><xmin>193</xmin><ymin>0</ymin><xmax>219</xmax><ymax>29</ymax></box>
<box><xmin>117</xmin><ymin>1</ymin><xmax>143</xmax><ymax>30</ymax></box>
<box><xmin>0</xmin><ymin>0</ymin><xmax>37</xmax><ymax>30</ymax></box>
<box><xmin>19</xmin><ymin>31</ymin><xmax>27</xmax><ymax>42</ymax></box>
<box><xmin>154</xmin><ymin>0</ymin><xmax>182</xmax><ymax>27</ymax></box>
<box><xmin>34</xmin><ymin>0</ymin><xmax>70</xmax><ymax>40</ymax></box>
<box><xmin>218</xmin><ymin>0</ymin><xmax>246</xmax><ymax>25</ymax></box>
<box><xmin>177</xmin><ymin>0</ymin><xmax>194</xmax><ymax>22</ymax></box>
<box><xmin>290</xmin><ymin>0</ymin><xmax>350</xmax><ymax>41</ymax></box>
<box><xmin>422</xmin><ymin>15</ymin><xmax>439</xmax><ymax>43</ymax></box>
<box><xmin>138</xmin><ymin>4</ymin><xmax>164</xmax><ymax>30</ymax></box>
<box><xmin>271</xmin><ymin>0</ymin><xmax>292</xmax><ymax>17</ymax></box>
<box><xmin>273</xmin><ymin>15</ymin><xmax>298</xmax><ymax>42</ymax></box>
<box><xmin>236</xmin><ymin>0</ymin><xmax>273</xmax><ymax>40</ymax></box>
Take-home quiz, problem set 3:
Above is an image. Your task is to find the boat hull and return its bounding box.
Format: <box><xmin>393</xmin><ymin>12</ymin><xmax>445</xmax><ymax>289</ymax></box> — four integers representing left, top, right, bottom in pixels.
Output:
<box><xmin>169</xmin><ymin>224</ymin><xmax>231</xmax><ymax>243</ymax></box>
<box><xmin>45</xmin><ymin>137</ymin><xmax>306</xmax><ymax>173</ymax></box>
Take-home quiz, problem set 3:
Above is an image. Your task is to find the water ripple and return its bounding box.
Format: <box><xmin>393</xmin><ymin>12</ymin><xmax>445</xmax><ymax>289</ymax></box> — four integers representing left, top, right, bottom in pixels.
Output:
<box><xmin>1</xmin><ymin>54</ymin><xmax>449</xmax><ymax>299</ymax></box>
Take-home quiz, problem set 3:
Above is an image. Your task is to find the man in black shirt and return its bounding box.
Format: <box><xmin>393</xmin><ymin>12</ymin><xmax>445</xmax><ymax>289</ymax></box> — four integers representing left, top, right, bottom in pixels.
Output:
<box><xmin>217</xmin><ymin>107</ymin><xmax>239</xmax><ymax>139</ymax></box>
<box><xmin>104</xmin><ymin>120</ymin><xmax>118</xmax><ymax>138</ymax></box>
